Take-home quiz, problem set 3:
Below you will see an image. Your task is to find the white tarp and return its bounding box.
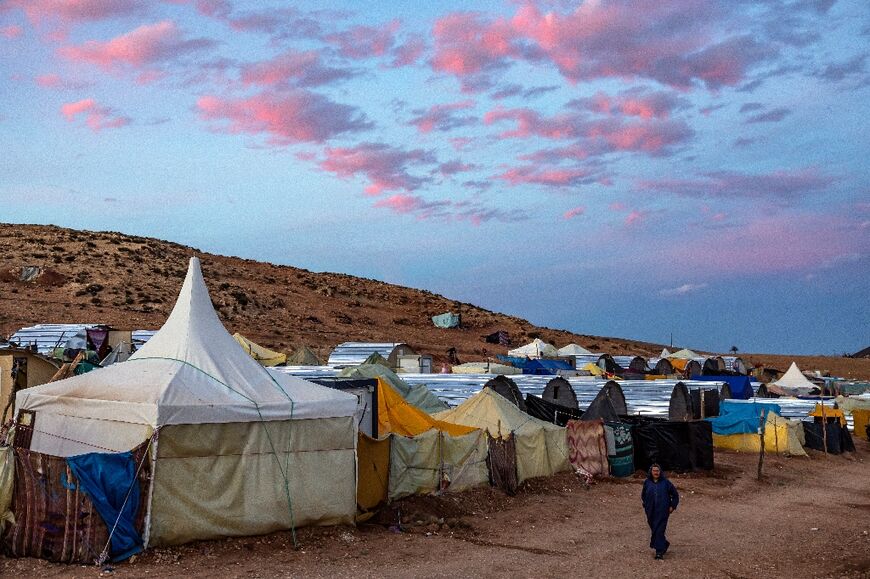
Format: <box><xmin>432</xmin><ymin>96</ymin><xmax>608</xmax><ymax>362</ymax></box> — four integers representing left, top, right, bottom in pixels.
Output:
<box><xmin>557</xmin><ymin>343</ymin><xmax>594</xmax><ymax>356</ymax></box>
<box><xmin>771</xmin><ymin>362</ymin><xmax>818</xmax><ymax>396</ymax></box>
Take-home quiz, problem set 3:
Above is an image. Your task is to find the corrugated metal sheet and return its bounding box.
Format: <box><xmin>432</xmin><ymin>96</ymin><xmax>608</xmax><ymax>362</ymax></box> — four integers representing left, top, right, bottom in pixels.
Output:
<box><xmin>132</xmin><ymin>330</ymin><xmax>157</xmax><ymax>347</ymax></box>
<box><xmin>7</xmin><ymin>324</ymin><xmax>96</xmax><ymax>354</ymax></box>
<box><xmin>326</xmin><ymin>342</ymin><xmax>409</xmax><ymax>367</ymax></box>
<box><xmin>722</xmin><ymin>356</ymin><xmax>748</xmax><ymax>374</ymax></box>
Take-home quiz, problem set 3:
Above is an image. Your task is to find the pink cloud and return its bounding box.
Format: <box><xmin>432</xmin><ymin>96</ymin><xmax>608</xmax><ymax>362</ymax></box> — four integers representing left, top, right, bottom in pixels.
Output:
<box><xmin>240</xmin><ymin>50</ymin><xmax>356</xmax><ymax>88</ymax></box>
<box><xmin>372</xmin><ymin>193</ymin><xmax>526</xmax><ymax>225</ymax></box>
<box><xmin>637</xmin><ymin>168</ymin><xmax>835</xmax><ymax>199</ymax></box>
<box><xmin>319</xmin><ymin>142</ymin><xmax>436</xmax><ymax>194</ymax></box>
<box><xmin>488</xmin><ymin>106</ymin><xmax>693</xmax><ymax>157</ymax></box>
<box><xmin>60</xmin><ymin>98</ymin><xmax>131</xmax><ymax>131</ymax></box>
<box><xmin>432</xmin><ymin>3</ymin><xmax>778</xmax><ymax>91</ymax></box>
<box><xmin>5</xmin><ymin>0</ymin><xmax>141</xmax><ymax>26</ymax></box>
<box><xmin>326</xmin><ymin>20</ymin><xmax>399</xmax><ymax>59</ymax></box>
<box><xmin>563</xmin><ymin>206</ymin><xmax>586</xmax><ymax>220</ymax></box>
<box><xmin>390</xmin><ymin>35</ymin><xmax>426</xmax><ymax>67</ymax></box>
<box><xmin>196</xmin><ymin>91</ymin><xmax>372</xmax><ymax>145</ymax></box>
<box><xmin>570</xmin><ymin>88</ymin><xmax>689</xmax><ymax>120</ymax></box>
<box><xmin>609</xmin><ymin>201</ymin><xmax>627</xmax><ymax>211</ymax></box>
<box><xmin>59</xmin><ymin>21</ymin><xmax>214</xmax><ymax>71</ymax></box>
<box><xmin>624</xmin><ymin>209</ymin><xmax>649</xmax><ymax>226</ymax></box>
<box><xmin>495</xmin><ymin>165</ymin><xmax>599</xmax><ymax>188</ymax></box>
<box><xmin>35</xmin><ymin>73</ymin><xmax>92</xmax><ymax>90</ymax></box>
<box><xmin>407</xmin><ymin>100</ymin><xmax>476</xmax><ymax>133</ymax></box>
<box><xmin>1</xmin><ymin>25</ymin><xmax>23</xmax><ymax>39</ymax></box>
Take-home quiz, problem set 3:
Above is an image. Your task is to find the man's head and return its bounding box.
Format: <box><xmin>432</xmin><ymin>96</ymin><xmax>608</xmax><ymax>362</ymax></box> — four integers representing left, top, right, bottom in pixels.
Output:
<box><xmin>650</xmin><ymin>464</ymin><xmax>661</xmax><ymax>481</ymax></box>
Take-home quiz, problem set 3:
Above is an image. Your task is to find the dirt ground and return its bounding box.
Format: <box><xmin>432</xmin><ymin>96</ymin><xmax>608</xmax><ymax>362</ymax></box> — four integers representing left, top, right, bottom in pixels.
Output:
<box><xmin>3</xmin><ymin>440</ymin><xmax>868</xmax><ymax>579</ymax></box>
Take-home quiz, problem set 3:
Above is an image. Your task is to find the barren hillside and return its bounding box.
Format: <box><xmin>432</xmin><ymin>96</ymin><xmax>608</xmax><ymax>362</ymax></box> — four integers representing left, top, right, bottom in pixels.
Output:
<box><xmin>1</xmin><ymin>223</ymin><xmax>867</xmax><ymax>378</ymax></box>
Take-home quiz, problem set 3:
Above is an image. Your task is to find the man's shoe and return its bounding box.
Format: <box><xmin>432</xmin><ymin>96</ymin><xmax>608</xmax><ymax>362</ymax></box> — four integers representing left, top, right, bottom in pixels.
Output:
<box><xmin>655</xmin><ymin>553</ymin><xmax>663</xmax><ymax>560</ymax></box>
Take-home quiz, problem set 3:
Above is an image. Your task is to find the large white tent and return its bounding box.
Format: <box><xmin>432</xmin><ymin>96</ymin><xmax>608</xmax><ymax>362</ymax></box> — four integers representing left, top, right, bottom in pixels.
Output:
<box><xmin>508</xmin><ymin>338</ymin><xmax>558</xmax><ymax>358</ymax></box>
<box><xmin>770</xmin><ymin>362</ymin><xmax>819</xmax><ymax>397</ymax></box>
<box><xmin>15</xmin><ymin>257</ymin><xmax>358</xmax><ymax>546</ymax></box>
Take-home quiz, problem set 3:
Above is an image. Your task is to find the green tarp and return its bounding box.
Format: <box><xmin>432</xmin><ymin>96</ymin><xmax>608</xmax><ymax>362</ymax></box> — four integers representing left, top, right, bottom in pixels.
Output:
<box><xmin>432</xmin><ymin>312</ymin><xmax>461</xmax><ymax>329</ymax></box>
<box><xmin>338</xmin><ymin>364</ymin><xmax>448</xmax><ymax>414</ymax></box>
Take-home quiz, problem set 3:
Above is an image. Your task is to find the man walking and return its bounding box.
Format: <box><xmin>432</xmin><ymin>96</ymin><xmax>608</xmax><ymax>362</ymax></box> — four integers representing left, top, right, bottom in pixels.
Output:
<box><xmin>641</xmin><ymin>463</ymin><xmax>679</xmax><ymax>560</ymax></box>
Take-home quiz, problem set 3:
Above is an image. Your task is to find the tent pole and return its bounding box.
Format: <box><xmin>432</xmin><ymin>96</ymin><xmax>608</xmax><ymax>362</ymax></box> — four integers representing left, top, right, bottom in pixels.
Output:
<box><xmin>757</xmin><ymin>410</ymin><xmax>765</xmax><ymax>481</ymax></box>
<box><xmin>820</xmin><ymin>399</ymin><xmax>828</xmax><ymax>457</ymax></box>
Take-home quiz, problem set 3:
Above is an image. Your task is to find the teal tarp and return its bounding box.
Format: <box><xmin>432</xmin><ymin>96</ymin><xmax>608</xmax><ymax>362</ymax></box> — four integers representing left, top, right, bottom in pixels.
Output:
<box><xmin>706</xmin><ymin>400</ymin><xmax>782</xmax><ymax>435</ymax></box>
<box><xmin>432</xmin><ymin>312</ymin><xmax>460</xmax><ymax>329</ymax></box>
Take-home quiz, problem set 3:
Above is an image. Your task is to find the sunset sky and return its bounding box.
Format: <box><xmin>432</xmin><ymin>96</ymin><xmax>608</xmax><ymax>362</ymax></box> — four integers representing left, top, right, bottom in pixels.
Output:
<box><xmin>1</xmin><ymin>0</ymin><xmax>868</xmax><ymax>355</ymax></box>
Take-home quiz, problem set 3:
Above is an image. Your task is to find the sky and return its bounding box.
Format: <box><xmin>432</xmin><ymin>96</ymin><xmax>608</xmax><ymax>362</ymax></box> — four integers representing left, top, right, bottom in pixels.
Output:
<box><xmin>1</xmin><ymin>0</ymin><xmax>868</xmax><ymax>355</ymax></box>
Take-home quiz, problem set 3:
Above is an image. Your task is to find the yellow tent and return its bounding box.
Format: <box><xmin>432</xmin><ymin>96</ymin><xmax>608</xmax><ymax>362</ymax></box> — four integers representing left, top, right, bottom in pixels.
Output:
<box><xmin>581</xmin><ymin>363</ymin><xmax>604</xmax><ymax>376</ymax></box>
<box><xmin>435</xmin><ymin>387</ymin><xmax>569</xmax><ymax>482</ymax></box>
<box><xmin>712</xmin><ymin>412</ymin><xmax>807</xmax><ymax>456</ymax></box>
<box><xmin>376</xmin><ymin>379</ymin><xmax>476</xmax><ymax>437</ymax></box>
<box><xmin>809</xmin><ymin>403</ymin><xmax>846</xmax><ymax>427</ymax></box>
<box><xmin>853</xmin><ymin>409</ymin><xmax>869</xmax><ymax>440</ymax></box>
<box><xmin>232</xmin><ymin>333</ymin><xmax>287</xmax><ymax>366</ymax></box>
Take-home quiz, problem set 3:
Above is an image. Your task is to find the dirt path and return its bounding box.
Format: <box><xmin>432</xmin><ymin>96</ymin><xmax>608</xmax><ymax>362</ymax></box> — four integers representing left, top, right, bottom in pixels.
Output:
<box><xmin>3</xmin><ymin>441</ymin><xmax>869</xmax><ymax>578</ymax></box>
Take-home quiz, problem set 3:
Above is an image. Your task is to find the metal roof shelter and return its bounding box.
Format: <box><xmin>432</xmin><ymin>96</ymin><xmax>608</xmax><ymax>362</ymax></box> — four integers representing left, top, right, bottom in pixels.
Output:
<box><xmin>8</xmin><ymin>324</ymin><xmax>97</xmax><ymax>354</ymax></box>
<box><xmin>327</xmin><ymin>342</ymin><xmax>415</xmax><ymax>368</ymax></box>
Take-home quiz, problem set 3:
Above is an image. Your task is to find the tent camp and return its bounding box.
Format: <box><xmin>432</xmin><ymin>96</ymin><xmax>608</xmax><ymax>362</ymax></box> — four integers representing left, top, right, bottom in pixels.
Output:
<box><xmin>11</xmin><ymin>258</ymin><xmax>359</xmax><ymax>556</ymax></box>
<box><xmin>769</xmin><ymin>362</ymin><xmax>819</xmax><ymax>397</ymax></box>
<box><xmin>338</xmin><ymin>363</ymin><xmax>448</xmax><ymax>414</ymax></box>
<box><xmin>557</xmin><ymin>343</ymin><xmax>594</xmax><ymax>357</ymax></box>
<box><xmin>287</xmin><ymin>345</ymin><xmax>321</xmax><ymax>366</ymax></box>
<box><xmin>233</xmin><ymin>333</ymin><xmax>287</xmax><ymax>367</ymax></box>
<box><xmin>707</xmin><ymin>401</ymin><xmax>806</xmax><ymax>456</ymax></box>
<box><xmin>328</xmin><ymin>342</ymin><xmax>415</xmax><ymax>368</ymax></box>
<box><xmin>432</xmin><ymin>312</ymin><xmax>461</xmax><ymax>329</ymax></box>
<box><xmin>435</xmin><ymin>388</ymin><xmax>569</xmax><ymax>482</ymax></box>
<box><xmin>508</xmin><ymin>338</ymin><xmax>557</xmax><ymax>359</ymax></box>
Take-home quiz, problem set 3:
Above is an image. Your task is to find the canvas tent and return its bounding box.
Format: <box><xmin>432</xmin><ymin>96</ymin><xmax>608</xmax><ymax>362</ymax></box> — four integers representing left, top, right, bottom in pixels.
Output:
<box><xmin>13</xmin><ymin>258</ymin><xmax>359</xmax><ymax>549</ymax></box>
<box><xmin>769</xmin><ymin>362</ymin><xmax>819</xmax><ymax>397</ymax></box>
<box><xmin>287</xmin><ymin>345</ymin><xmax>321</xmax><ymax>366</ymax></box>
<box><xmin>557</xmin><ymin>343</ymin><xmax>594</xmax><ymax>357</ymax></box>
<box><xmin>451</xmin><ymin>362</ymin><xmax>522</xmax><ymax>375</ymax></box>
<box><xmin>670</xmin><ymin>358</ymin><xmax>702</xmax><ymax>379</ymax></box>
<box><xmin>232</xmin><ymin>333</ymin><xmax>287</xmax><ymax>366</ymax></box>
<box><xmin>435</xmin><ymin>388</ymin><xmax>569</xmax><ymax>482</ymax></box>
<box><xmin>707</xmin><ymin>401</ymin><xmax>806</xmax><ymax>456</ymax></box>
<box><xmin>508</xmin><ymin>338</ymin><xmax>557</xmax><ymax>359</ymax></box>
<box><xmin>668</xmin><ymin>348</ymin><xmax>700</xmax><ymax>360</ymax></box>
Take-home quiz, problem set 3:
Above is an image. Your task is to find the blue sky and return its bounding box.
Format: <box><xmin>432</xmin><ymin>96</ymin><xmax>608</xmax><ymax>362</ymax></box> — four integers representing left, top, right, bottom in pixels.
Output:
<box><xmin>1</xmin><ymin>0</ymin><xmax>868</xmax><ymax>355</ymax></box>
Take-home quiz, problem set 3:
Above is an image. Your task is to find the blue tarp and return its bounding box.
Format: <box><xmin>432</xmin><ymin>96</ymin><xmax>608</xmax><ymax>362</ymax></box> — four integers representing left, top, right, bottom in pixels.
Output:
<box><xmin>691</xmin><ymin>375</ymin><xmax>754</xmax><ymax>400</ymax></box>
<box><xmin>706</xmin><ymin>400</ymin><xmax>782</xmax><ymax>435</ymax></box>
<box><xmin>497</xmin><ymin>354</ymin><xmax>528</xmax><ymax>367</ymax></box>
<box><xmin>66</xmin><ymin>451</ymin><xmax>142</xmax><ymax>562</ymax></box>
<box><xmin>522</xmin><ymin>359</ymin><xmax>573</xmax><ymax>375</ymax></box>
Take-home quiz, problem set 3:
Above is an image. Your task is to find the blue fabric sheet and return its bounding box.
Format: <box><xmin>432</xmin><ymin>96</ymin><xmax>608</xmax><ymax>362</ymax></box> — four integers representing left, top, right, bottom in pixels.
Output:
<box><xmin>66</xmin><ymin>451</ymin><xmax>143</xmax><ymax>562</ymax></box>
<box><xmin>706</xmin><ymin>400</ymin><xmax>782</xmax><ymax>435</ymax></box>
<box><xmin>690</xmin><ymin>375</ymin><xmax>754</xmax><ymax>399</ymax></box>
<box><xmin>522</xmin><ymin>359</ymin><xmax>573</xmax><ymax>375</ymax></box>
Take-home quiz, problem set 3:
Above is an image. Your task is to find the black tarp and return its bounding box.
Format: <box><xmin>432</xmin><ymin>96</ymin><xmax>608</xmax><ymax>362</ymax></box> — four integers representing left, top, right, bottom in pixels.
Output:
<box><xmin>582</xmin><ymin>381</ymin><xmax>627</xmax><ymax>423</ymax></box>
<box><xmin>802</xmin><ymin>421</ymin><xmax>855</xmax><ymax>454</ymax></box>
<box><xmin>525</xmin><ymin>394</ymin><xmax>583</xmax><ymax>426</ymax></box>
<box><xmin>623</xmin><ymin>416</ymin><xmax>714</xmax><ymax>473</ymax></box>
<box><xmin>689</xmin><ymin>388</ymin><xmax>720</xmax><ymax>419</ymax></box>
<box><xmin>484</xmin><ymin>330</ymin><xmax>511</xmax><ymax>346</ymax></box>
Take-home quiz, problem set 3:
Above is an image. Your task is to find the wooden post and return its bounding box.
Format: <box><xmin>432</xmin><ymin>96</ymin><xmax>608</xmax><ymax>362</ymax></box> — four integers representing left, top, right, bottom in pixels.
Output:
<box><xmin>757</xmin><ymin>410</ymin><xmax>766</xmax><ymax>481</ymax></box>
<box><xmin>819</xmin><ymin>400</ymin><xmax>828</xmax><ymax>457</ymax></box>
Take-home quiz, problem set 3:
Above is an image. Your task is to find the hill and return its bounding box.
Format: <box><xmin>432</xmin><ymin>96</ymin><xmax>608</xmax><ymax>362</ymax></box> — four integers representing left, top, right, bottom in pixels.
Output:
<box><xmin>1</xmin><ymin>223</ymin><xmax>868</xmax><ymax>379</ymax></box>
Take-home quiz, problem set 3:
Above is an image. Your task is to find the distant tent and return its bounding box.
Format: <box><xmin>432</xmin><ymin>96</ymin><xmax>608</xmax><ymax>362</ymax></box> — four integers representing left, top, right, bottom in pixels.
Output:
<box><xmin>670</xmin><ymin>358</ymin><xmax>702</xmax><ymax>379</ymax></box>
<box><xmin>722</xmin><ymin>356</ymin><xmax>748</xmax><ymax>375</ymax></box>
<box><xmin>508</xmin><ymin>338</ymin><xmax>557</xmax><ymax>359</ymax></box>
<box><xmin>375</xmin><ymin>379</ymin><xmax>475</xmax><ymax>438</ymax></box>
<box><xmin>668</xmin><ymin>348</ymin><xmax>699</xmax><ymax>360</ymax></box>
<box><xmin>363</xmin><ymin>352</ymin><xmax>391</xmax><ymax>367</ymax></box>
<box><xmin>287</xmin><ymin>345</ymin><xmax>321</xmax><ymax>366</ymax></box>
<box><xmin>338</xmin><ymin>363</ymin><xmax>448</xmax><ymax>414</ymax></box>
<box><xmin>612</xmin><ymin>355</ymin><xmax>647</xmax><ymax>375</ymax></box>
<box><xmin>232</xmin><ymin>333</ymin><xmax>287</xmax><ymax>367</ymax></box>
<box><xmin>660</xmin><ymin>348</ymin><xmax>671</xmax><ymax>358</ymax></box>
<box><xmin>542</xmin><ymin>377</ymin><xmax>578</xmax><ymax>409</ymax></box>
<box><xmin>647</xmin><ymin>357</ymin><xmax>674</xmax><ymax>376</ymax></box>
<box><xmin>557</xmin><ymin>343</ymin><xmax>594</xmax><ymax>357</ymax></box>
<box><xmin>483</xmin><ymin>375</ymin><xmax>526</xmax><ymax>412</ymax></box>
<box><xmin>582</xmin><ymin>381</ymin><xmax>627</xmax><ymax>423</ymax></box>
<box><xmin>432</xmin><ymin>312</ymin><xmax>461</xmax><ymax>329</ymax></box>
<box><xmin>580</xmin><ymin>362</ymin><xmax>605</xmax><ymax>377</ymax></box>
<box><xmin>100</xmin><ymin>341</ymin><xmax>134</xmax><ymax>367</ymax></box>
<box><xmin>669</xmin><ymin>383</ymin><xmax>720</xmax><ymax>421</ymax></box>
<box><xmin>668</xmin><ymin>383</ymin><xmax>693</xmax><ymax>422</ymax></box>
<box><xmin>435</xmin><ymin>388</ymin><xmax>569</xmax><ymax>482</ymax></box>
<box><xmin>701</xmin><ymin>357</ymin><xmax>726</xmax><ymax>375</ymax></box>
<box><xmin>708</xmin><ymin>401</ymin><xmax>806</xmax><ymax>456</ymax></box>
<box><xmin>484</xmin><ymin>330</ymin><xmax>511</xmax><ymax>346</ymax></box>
<box><xmin>451</xmin><ymin>362</ymin><xmax>522</xmax><ymax>375</ymax></box>
<box><xmin>769</xmin><ymin>362</ymin><xmax>819</xmax><ymax>397</ymax></box>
